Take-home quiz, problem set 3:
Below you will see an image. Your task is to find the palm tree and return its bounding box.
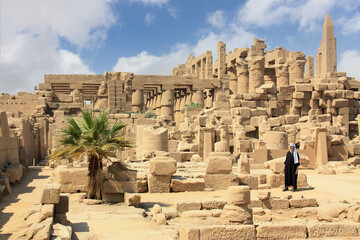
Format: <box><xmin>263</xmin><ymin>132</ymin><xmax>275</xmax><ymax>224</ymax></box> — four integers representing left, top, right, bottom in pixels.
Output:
<box><xmin>48</xmin><ymin>110</ymin><xmax>132</xmax><ymax>200</ymax></box>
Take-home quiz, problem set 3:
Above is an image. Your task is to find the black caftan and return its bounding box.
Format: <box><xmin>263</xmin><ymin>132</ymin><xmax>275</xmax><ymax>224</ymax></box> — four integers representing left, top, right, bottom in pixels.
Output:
<box><xmin>284</xmin><ymin>151</ymin><xmax>300</xmax><ymax>189</ymax></box>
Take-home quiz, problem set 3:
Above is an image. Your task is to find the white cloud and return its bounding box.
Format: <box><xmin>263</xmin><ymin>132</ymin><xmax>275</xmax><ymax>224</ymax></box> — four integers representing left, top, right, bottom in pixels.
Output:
<box><xmin>168</xmin><ymin>6</ymin><xmax>179</xmax><ymax>19</ymax></box>
<box><xmin>236</xmin><ymin>0</ymin><xmax>356</xmax><ymax>32</ymax></box>
<box><xmin>207</xmin><ymin>10</ymin><xmax>226</xmax><ymax>28</ymax></box>
<box><xmin>129</xmin><ymin>0</ymin><xmax>168</xmax><ymax>6</ymax></box>
<box><xmin>144</xmin><ymin>13</ymin><xmax>155</xmax><ymax>25</ymax></box>
<box><xmin>0</xmin><ymin>0</ymin><xmax>116</xmax><ymax>94</ymax></box>
<box><xmin>112</xmin><ymin>23</ymin><xmax>256</xmax><ymax>75</ymax></box>
<box><xmin>343</xmin><ymin>13</ymin><xmax>360</xmax><ymax>34</ymax></box>
<box><xmin>338</xmin><ymin>50</ymin><xmax>360</xmax><ymax>80</ymax></box>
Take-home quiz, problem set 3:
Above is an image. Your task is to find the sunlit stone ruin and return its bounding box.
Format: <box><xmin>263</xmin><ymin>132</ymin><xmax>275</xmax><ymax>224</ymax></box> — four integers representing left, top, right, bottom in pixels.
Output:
<box><xmin>1</xmin><ymin>14</ymin><xmax>360</xmax><ymax>240</ymax></box>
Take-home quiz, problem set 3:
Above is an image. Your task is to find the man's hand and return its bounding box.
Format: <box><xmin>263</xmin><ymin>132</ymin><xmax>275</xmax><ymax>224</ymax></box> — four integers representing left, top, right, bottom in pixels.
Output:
<box><xmin>295</xmin><ymin>168</ymin><xmax>298</xmax><ymax>175</ymax></box>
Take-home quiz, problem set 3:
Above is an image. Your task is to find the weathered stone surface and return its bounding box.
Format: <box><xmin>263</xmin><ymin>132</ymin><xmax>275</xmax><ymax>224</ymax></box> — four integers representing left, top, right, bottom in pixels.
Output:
<box><xmin>264</xmin><ymin>157</ymin><xmax>285</xmax><ymax>174</ymax></box>
<box><xmin>204</xmin><ymin>174</ymin><xmax>239</xmax><ymax>190</ymax></box>
<box><xmin>238</xmin><ymin>174</ymin><xmax>259</xmax><ymax>190</ymax></box>
<box><xmin>176</xmin><ymin>200</ymin><xmax>202</xmax><ymax>213</ymax></box>
<box><xmin>150</xmin><ymin>156</ymin><xmax>177</xmax><ymax>176</ymax></box>
<box><xmin>262</xmin><ymin>199</ymin><xmax>289</xmax><ymax>210</ymax></box>
<box><xmin>227</xmin><ymin>186</ymin><xmax>250</xmax><ymax>205</ymax></box>
<box><xmin>205</xmin><ymin>156</ymin><xmax>232</xmax><ymax>174</ymax></box>
<box><xmin>201</xmin><ymin>199</ymin><xmax>227</xmax><ymax>210</ymax></box>
<box><xmin>290</xmin><ymin>198</ymin><xmax>318</xmax><ymax>208</ymax></box>
<box><xmin>181</xmin><ymin>210</ymin><xmax>212</xmax><ymax>218</ymax></box>
<box><xmin>41</xmin><ymin>183</ymin><xmax>61</xmax><ymax>204</ymax></box>
<box><xmin>199</xmin><ymin>225</ymin><xmax>256</xmax><ymax>240</ymax></box>
<box><xmin>256</xmin><ymin>224</ymin><xmax>307</xmax><ymax>240</ymax></box>
<box><xmin>147</xmin><ymin>174</ymin><xmax>171</xmax><ymax>193</ymax></box>
<box><xmin>52</xmin><ymin>223</ymin><xmax>72</xmax><ymax>240</ymax></box>
<box><xmin>179</xmin><ymin>226</ymin><xmax>200</xmax><ymax>240</ymax></box>
<box><xmin>237</xmin><ymin>153</ymin><xmax>250</xmax><ymax>174</ymax></box>
<box><xmin>307</xmin><ymin>223</ymin><xmax>359</xmax><ymax>238</ymax></box>
<box><xmin>257</xmin><ymin>191</ymin><xmax>271</xmax><ymax>201</ymax></box>
<box><xmin>54</xmin><ymin>168</ymin><xmax>88</xmax><ymax>193</ymax></box>
<box><xmin>153</xmin><ymin>213</ymin><xmax>167</xmax><ymax>225</ymax></box>
<box><xmin>124</xmin><ymin>193</ymin><xmax>141</xmax><ymax>207</ymax></box>
<box><xmin>39</xmin><ymin>204</ymin><xmax>54</xmax><ymax>222</ymax></box>
<box><xmin>266</xmin><ymin>174</ymin><xmax>285</xmax><ymax>188</ymax></box>
<box><xmin>55</xmin><ymin>195</ymin><xmax>69</xmax><ymax>214</ymax></box>
<box><xmin>103</xmin><ymin>180</ymin><xmax>138</xmax><ymax>193</ymax></box>
<box><xmin>171</xmin><ymin>178</ymin><xmax>205</xmax><ymax>192</ymax></box>
<box><xmin>220</xmin><ymin>204</ymin><xmax>253</xmax><ymax>224</ymax></box>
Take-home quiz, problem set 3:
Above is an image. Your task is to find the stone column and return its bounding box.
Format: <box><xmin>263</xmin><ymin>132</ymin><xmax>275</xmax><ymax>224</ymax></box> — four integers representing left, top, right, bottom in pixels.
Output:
<box><xmin>217</xmin><ymin>41</ymin><xmax>226</xmax><ymax>79</ymax></box>
<box><xmin>288</xmin><ymin>51</ymin><xmax>306</xmax><ymax>85</ymax></box>
<box><xmin>228</xmin><ymin>65</ymin><xmax>237</xmax><ymax>95</ymax></box>
<box><xmin>132</xmin><ymin>89</ymin><xmax>144</xmax><ymax>112</ymax></box>
<box><xmin>155</xmin><ymin>93</ymin><xmax>162</xmax><ymax>116</ymax></box>
<box><xmin>236</xmin><ymin>59</ymin><xmax>249</xmax><ymax>94</ymax></box>
<box><xmin>191</xmin><ymin>90</ymin><xmax>204</xmax><ymax>107</ymax></box>
<box><xmin>179</xmin><ymin>93</ymin><xmax>186</xmax><ymax>122</ymax></box>
<box><xmin>306</xmin><ymin>56</ymin><xmax>314</xmax><ymax>78</ymax></box>
<box><xmin>160</xmin><ymin>90</ymin><xmax>174</xmax><ymax>120</ymax></box>
<box><xmin>174</xmin><ymin>94</ymin><xmax>181</xmax><ymax>126</ymax></box>
<box><xmin>247</xmin><ymin>56</ymin><xmax>265</xmax><ymax>93</ymax></box>
<box><xmin>275</xmin><ymin>64</ymin><xmax>289</xmax><ymax>90</ymax></box>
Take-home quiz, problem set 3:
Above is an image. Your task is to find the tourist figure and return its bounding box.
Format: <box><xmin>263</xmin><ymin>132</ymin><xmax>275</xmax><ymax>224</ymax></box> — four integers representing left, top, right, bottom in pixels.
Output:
<box><xmin>283</xmin><ymin>143</ymin><xmax>300</xmax><ymax>192</ymax></box>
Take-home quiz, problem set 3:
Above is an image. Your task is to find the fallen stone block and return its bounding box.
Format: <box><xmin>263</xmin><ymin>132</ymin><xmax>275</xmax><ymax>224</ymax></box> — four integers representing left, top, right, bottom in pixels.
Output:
<box><xmin>206</xmin><ymin>156</ymin><xmax>232</xmax><ymax>174</ymax></box>
<box><xmin>201</xmin><ymin>198</ymin><xmax>227</xmax><ymax>210</ymax></box>
<box><xmin>181</xmin><ymin>210</ymin><xmax>212</xmax><ymax>218</ymax></box>
<box><xmin>38</xmin><ymin>204</ymin><xmax>54</xmax><ymax>222</ymax></box>
<box><xmin>54</xmin><ymin>167</ymin><xmax>88</xmax><ymax>193</ymax></box>
<box><xmin>256</xmin><ymin>224</ymin><xmax>307</xmax><ymax>240</ymax></box>
<box><xmin>5</xmin><ymin>164</ymin><xmax>23</xmax><ymax>183</ymax></box>
<box><xmin>55</xmin><ymin>195</ymin><xmax>69</xmax><ymax>214</ymax></box>
<box><xmin>204</xmin><ymin>174</ymin><xmax>239</xmax><ymax>190</ymax></box>
<box><xmin>103</xmin><ymin>193</ymin><xmax>124</xmax><ymax>203</ymax></box>
<box><xmin>290</xmin><ymin>198</ymin><xmax>318</xmax><ymax>208</ymax></box>
<box><xmin>307</xmin><ymin>223</ymin><xmax>359</xmax><ymax>238</ymax></box>
<box><xmin>264</xmin><ymin>157</ymin><xmax>285</xmax><ymax>174</ymax></box>
<box><xmin>0</xmin><ymin>176</ymin><xmax>12</xmax><ymax>194</ymax></box>
<box><xmin>124</xmin><ymin>193</ymin><xmax>141</xmax><ymax>207</ymax></box>
<box><xmin>266</xmin><ymin>174</ymin><xmax>285</xmax><ymax>188</ymax></box>
<box><xmin>179</xmin><ymin>226</ymin><xmax>200</xmax><ymax>240</ymax></box>
<box><xmin>262</xmin><ymin>199</ymin><xmax>289</xmax><ymax>210</ymax></box>
<box><xmin>147</xmin><ymin>174</ymin><xmax>171</xmax><ymax>193</ymax></box>
<box><xmin>238</xmin><ymin>174</ymin><xmax>259</xmax><ymax>190</ymax></box>
<box><xmin>52</xmin><ymin>223</ymin><xmax>72</xmax><ymax>240</ymax></box>
<box><xmin>103</xmin><ymin>180</ymin><xmax>138</xmax><ymax>193</ymax></box>
<box><xmin>171</xmin><ymin>178</ymin><xmax>205</xmax><ymax>192</ymax></box>
<box><xmin>41</xmin><ymin>183</ymin><xmax>61</xmax><ymax>204</ymax></box>
<box><xmin>199</xmin><ymin>225</ymin><xmax>256</xmax><ymax>240</ymax></box>
<box><xmin>176</xmin><ymin>200</ymin><xmax>202</xmax><ymax>213</ymax></box>
<box><xmin>150</xmin><ymin>156</ymin><xmax>177</xmax><ymax>176</ymax></box>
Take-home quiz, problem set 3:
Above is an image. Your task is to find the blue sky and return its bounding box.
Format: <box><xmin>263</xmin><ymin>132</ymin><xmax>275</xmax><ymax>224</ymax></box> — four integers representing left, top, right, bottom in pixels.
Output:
<box><xmin>1</xmin><ymin>0</ymin><xmax>360</xmax><ymax>94</ymax></box>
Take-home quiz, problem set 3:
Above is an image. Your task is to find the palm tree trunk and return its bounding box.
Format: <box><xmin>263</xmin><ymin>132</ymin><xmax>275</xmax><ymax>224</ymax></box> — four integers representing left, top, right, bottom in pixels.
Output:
<box><xmin>87</xmin><ymin>153</ymin><xmax>103</xmax><ymax>200</ymax></box>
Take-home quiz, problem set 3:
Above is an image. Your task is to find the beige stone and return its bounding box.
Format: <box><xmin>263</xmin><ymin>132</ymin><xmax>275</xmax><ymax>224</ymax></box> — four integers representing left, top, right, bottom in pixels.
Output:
<box><xmin>198</xmin><ymin>225</ymin><xmax>256</xmax><ymax>240</ymax></box>
<box><xmin>227</xmin><ymin>186</ymin><xmax>250</xmax><ymax>205</ymax></box>
<box><xmin>262</xmin><ymin>199</ymin><xmax>289</xmax><ymax>210</ymax></box>
<box><xmin>238</xmin><ymin>174</ymin><xmax>259</xmax><ymax>190</ymax></box>
<box><xmin>220</xmin><ymin>204</ymin><xmax>253</xmax><ymax>224</ymax></box>
<box><xmin>204</xmin><ymin>174</ymin><xmax>239</xmax><ymax>190</ymax></box>
<box><xmin>237</xmin><ymin>153</ymin><xmax>250</xmax><ymax>174</ymax></box>
<box><xmin>307</xmin><ymin>223</ymin><xmax>359</xmax><ymax>238</ymax></box>
<box><xmin>205</xmin><ymin>155</ymin><xmax>232</xmax><ymax>174</ymax></box>
<box><xmin>150</xmin><ymin>156</ymin><xmax>176</xmax><ymax>176</ymax></box>
<box><xmin>124</xmin><ymin>193</ymin><xmax>141</xmax><ymax>207</ymax></box>
<box><xmin>176</xmin><ymin>200</ymin><xmax>202</xmax><ymax>213</ymax></box>
<box><xmin>147</xmin><ymin>175</ymin><xmax>171</xmax><ymax>193</ymax></box>
<box><xmin>290</xmin><ymin>198</ymin><xmax>318</xmax><ymax>208</ymax></box>
<box><xmin>256</xmin><ymin>224</ymin><xmax>307</xmax><ymax>240</ymax></box>
<box><xmin>171</xmin><ymin>178</ymin><xmax>205</xmax><ymax>192</ymax></box>
<box><xmin>41</xmin><ymin>183</ymin><xmax>60</xmax><ymax>204</ymax></box>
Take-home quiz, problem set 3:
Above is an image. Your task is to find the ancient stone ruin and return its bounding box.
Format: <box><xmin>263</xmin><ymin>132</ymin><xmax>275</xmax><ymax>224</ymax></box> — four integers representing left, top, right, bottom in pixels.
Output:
<box><xmin>1</xmin><ymin>14</ymin><xmax>360</xmax><ymax>240</ymax></box>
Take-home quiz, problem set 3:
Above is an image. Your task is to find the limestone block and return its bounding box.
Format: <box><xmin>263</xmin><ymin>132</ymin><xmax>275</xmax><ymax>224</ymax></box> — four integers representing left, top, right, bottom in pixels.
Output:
<box><xmin>124</xmin><ymin>193</ymin><xmax>141</xmax><ymax>207</ymax></box>
<box><xmin>190</xmin><ymin>154</ymin><xmax>202</xmax><ymax>162</ymax></box>
<box><xmin>314</xmin><ymin>83</ymin><xmax>328</xmax><ymax>91</ymax></box>
<box><xmin>52</xmin><ymin>223</ymin><xmax>72</xmax><ymax>240</ymax></box>
<box><xmin>179</xmin><ymin>226</ymin><xmax>200</xmax><ymax>240</ymax></box>
<box><xmin>307</xmin><ymin>223</ymin><xmax>359</xmax><ymax>238</ymax></box>
<box><xmin>316</xmin><ymin>203</ymin><xmax>349</xmax><ymax>222</ymax></box>
<box><xmin>137</xmin><ymin>179</ymin><xmax>147</xmax><ymax>193</ymax></box>
<box><xmin>293</xmin><ymin>92</ymin><xmax>305</xmax><ymax>99</ymax></box>
<box><xmin>332</xmin><ymin>99</ymin><xmax>349</xmax><ymax>108</ymax></box>
<box><xmin>256</xmin><ymin>224</ymin><xmax>307</xmax><ymax>240</ymax></box>
<box><xmin>55</xmin><ymin>195</ymin><xmax>69</xmax><ymax>214</ymax></box>
<box><xmin>264</xmin><ymin>157</ymin><xmax>285</xmax><ymax>174</ymax></box>
<box><xmin>237</xmin><ymin>153</ymin><xmax>250</xmax><ymax>174</ymax></box>
<box><xmin>0</xmin><ymin>176</ymin><xmax>12</xmax><ymax>194</ymax></box>
<box><xmin>293</xmin><ymin>99</ymin><xmax>303</xmax><ymax>107</ymax></box>
<box><xmin>262</xmin><ymin>131</ymin><xmax>288</xmax><ymax>149</ymax></box>
<box><xmin>262</xmin><ymin>199</ymin><xmax>289</xmax><ymax>210</ymax></box>
<box><xmin>204</xmin><ymin>174</ymin><xmax>239</xmax><ymax>190</ymax></box>
<box><xmin>295</xmin><ymin>84</ymin><xmax>313</xmax><ymax>92</ymax></box>
<box><xmin>176</xmin><ymin>200</ymin><xmax>201</xmax><ymax>213</ymax></box>
<box><xmin>266</xmin><ymin>174</ymin><xmax>285</xmax><ymax>188</ymax></box>
<box><xmin>347</xmin><ymin>205</ymin><xmax>360</xmax><ymax>222</ymax></box>
<box><xmin>318</xmin><ymin>165</ymin><xmax>335</xmax><ymax>175</ymax></box>
<box><xmin>201</xmin><ymin>199</ymin><xmax>227</xmax><ymax>210</ymax></box>
<box><xmin>5</xmin><ymin>164</ymin><xmax>23</xmax><ymax>183</ymax></box>
<box><xmin>171</xmin><ymin>178</ymin><xmax>205</xmax><ymax>192</ymax></box>
<box><xmin>290</xmin><ymin>198</ymin><xmax>318</xmax><ymax>208</ymax></box>
<box><xmin>154</xmin><ymin>213</ymin><xmax>167</xmax><ymax>225</ymax></box>
<box><xmin>348</xmin><ymin>156</ymin><xmax>360</xmax><ymax>166</ymax></box>
<box><xmin>41</xmin><ymin>183</ymin><xmax>61</xmax><ymax>204</ymax></box>
<box><xmin>220</xmin><ymin>204</ymin><xmax>253</xmax><ymax>224</ymax></box>
<box><xmin>147</xmin><ymin>174</ymin><xmax>171</xmax><ymax>193</ymax></box>
<box><xmin>198</xmin><ymin>225</ymin><xmax>256</xmax><ymax>240</ymax></box>
<box><xmin>54</xmin><ymin>168</ymin><xmax>88</xmax><ymax>193</ymax></box>
<box><xmin>150</xmin><ymin>156</ymin><xmax>176</xmax><ymax>176</ymax></box>
<box><xmin>38</xmin><ymin>204</ymin><xmax>54</xmax><ymax>222</ymax></box>
<box><xmin>103</xmin><ymin>180</ymin><xmax>138</xmax><ymax>193</ymax></box>
<box><xmin>214</xmin><ymin>141</ymin><xmax>229</xmax><ymax>152</ymax></box>
<box><xmin>238</xmin><ymin>174</ymin><xmax>259</xmax><ymax>190</ymax></box>
<box><xmin>103</xmin><ymin>193</ymin><xmax>124</xmax><ymax>203</ymax></box>
<box><xmin>227</xmin><ymin>186</ymin><xmax>250</xmax><ymax>205</ymax></box>
<box><xmin>205</xmin><ymin>156</ymin><xmax>232</xmax><ymax>174</ymax></box>
<box><xmin>297</xmin><ymin>172</ymin><xmax>310</xmax><ymax>188</ymax></box>
<box><xmin>180</xmin><ymin>210</ymin><xmax>212</xmax><ymax>218</ymax></box>
<box><xmin>257</xmin><ymin>191</ymin><xmax>271</xmax><ymax>201</ymax></box>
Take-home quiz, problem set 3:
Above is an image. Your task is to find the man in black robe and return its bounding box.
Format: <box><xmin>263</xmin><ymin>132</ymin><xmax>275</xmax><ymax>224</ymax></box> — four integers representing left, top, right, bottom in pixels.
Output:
<box><xmin>283</xmin><ymin>143</ymin><xmax>300</xmax><ymax>192</ymax></box>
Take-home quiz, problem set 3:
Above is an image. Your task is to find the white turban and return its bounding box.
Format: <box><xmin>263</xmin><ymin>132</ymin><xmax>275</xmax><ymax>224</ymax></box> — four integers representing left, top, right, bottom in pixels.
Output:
<box><xmin>290</xmin><ymin>143</ymin><xmax>299</xmax><ymax>164</ymax></box>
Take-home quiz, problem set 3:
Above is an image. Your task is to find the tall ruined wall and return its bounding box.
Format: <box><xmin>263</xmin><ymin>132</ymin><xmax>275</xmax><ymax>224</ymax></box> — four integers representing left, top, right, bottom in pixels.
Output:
<box><xmin>0</xmin><ymin>93</ymin><xmax>40</xmax><ymax>116</ymax></box>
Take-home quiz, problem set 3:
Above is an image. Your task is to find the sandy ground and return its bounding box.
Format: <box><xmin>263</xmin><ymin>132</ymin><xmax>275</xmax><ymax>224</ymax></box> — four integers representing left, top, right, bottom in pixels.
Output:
<box><xmin>0</xmin><ymin>167</ymin><xmax>51</xmax><ymax>240</ymax></box>
<box><xmin>0</xmin><ymin>167</ymin><xmax>359</xmax><ymax>240</ymax></box>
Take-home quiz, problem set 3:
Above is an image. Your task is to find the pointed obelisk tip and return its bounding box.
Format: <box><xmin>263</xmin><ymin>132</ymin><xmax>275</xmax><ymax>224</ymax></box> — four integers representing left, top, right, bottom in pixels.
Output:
<box><xmin>323</xmin><ymin>13</ymin><xmax>334</xmax><ymax>27</ymax></box>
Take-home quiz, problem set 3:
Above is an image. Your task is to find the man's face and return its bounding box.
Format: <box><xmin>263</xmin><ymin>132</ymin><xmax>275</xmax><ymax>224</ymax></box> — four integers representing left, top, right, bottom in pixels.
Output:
<box><xmin>290</xmin><ymin>146</ymin><xmax>295</xmax><ymax>152</ymax></box>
